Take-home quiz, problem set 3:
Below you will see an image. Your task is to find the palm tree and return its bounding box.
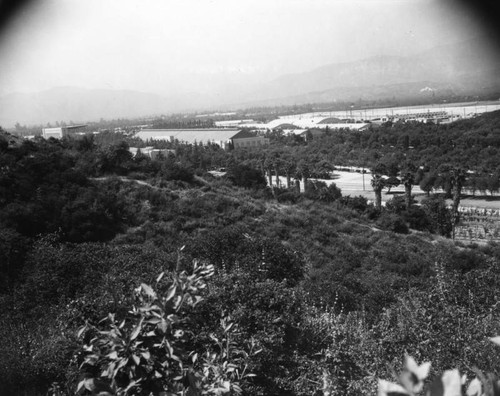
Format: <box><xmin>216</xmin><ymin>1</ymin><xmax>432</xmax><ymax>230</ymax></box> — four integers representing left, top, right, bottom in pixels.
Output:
<box><xmin>264</xmin><ymin>156</ymin><xmax>274</xmax><ymax>187</ymax></box>
<box><xmin>371</xmin><ymin>174</ymin><xmax>386</xmax><ymax>211</ymax></box>
<box><xmin>274</xmin><ymin>159</ymin><xmax>281</xmax><ymax>188</ymax></box>
<box><xmin>438</xmin><ymin>165</ymin><xmax>467</xmax><ymax>239</ymax></box>
<box><xmin>401</xmin><ymin>172</ymin><xmax>415</xmax><ymax>209</ymax></box>
<box><xmin>450</xmin><ymin>167</ymin><xmax>467</xmax><ymax>226</ymax></box>
<box><xmin>296</xmin><ymin>160</ymin><xmax>310</xmax><ymax>194</ymax></box>
<box><xmin>400</xmin><ymin>162</ymin><xmax>417</xmax><ymax>209</ymax></box>
<box><xmin>282</xmin><ymin>159</ymin><xmax>295</xmax><ymax>189</ymax></box>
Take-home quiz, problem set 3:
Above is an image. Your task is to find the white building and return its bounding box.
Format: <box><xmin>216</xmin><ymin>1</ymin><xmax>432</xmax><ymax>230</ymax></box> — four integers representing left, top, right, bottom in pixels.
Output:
<box><xmin>42</xmin><ymin>125</ymin><xmax>87</xmax><ymax>139</ymax></box>
<box><xmin>134</xmin><ymin>128</ymin><xmax>268</xmax><ymax>150</ymax></box>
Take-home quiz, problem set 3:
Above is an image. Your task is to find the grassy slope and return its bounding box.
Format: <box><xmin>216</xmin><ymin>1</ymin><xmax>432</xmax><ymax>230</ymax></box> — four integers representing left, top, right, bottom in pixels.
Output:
<box><xmin>110</xmin><ymin>175</ymin><xmax>459</xmax><ymax>314</ymax></box>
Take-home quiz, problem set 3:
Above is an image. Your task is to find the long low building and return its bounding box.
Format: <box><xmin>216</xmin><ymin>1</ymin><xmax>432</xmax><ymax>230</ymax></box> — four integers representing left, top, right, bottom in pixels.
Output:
<box><xmin>42</xmin><ymin>125</ymin><xmax>87</xmax><ymax>139</ymax></box>
<box><xmin>238</xmin><ymin>117</ymin><xmax>370</xmax><ymax>131</ymax></box>
<box><xmin>134</xmin><ymin>128</ymin><xmax>269</xmax><ymax>149</ymax></box>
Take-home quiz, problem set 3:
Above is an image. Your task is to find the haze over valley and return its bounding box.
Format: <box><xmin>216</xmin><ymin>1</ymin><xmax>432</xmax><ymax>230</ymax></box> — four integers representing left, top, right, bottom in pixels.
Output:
<box><xmin>0</xmin><ymin>0</ymin><xmax>499</xmax><ymax>127</ymax></box>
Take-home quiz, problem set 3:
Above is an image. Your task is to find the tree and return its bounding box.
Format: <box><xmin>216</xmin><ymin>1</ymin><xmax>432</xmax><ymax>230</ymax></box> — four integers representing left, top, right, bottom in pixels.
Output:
<box><xmin>421</xmin><ymin>195</ymin><xmax>452</xmax><ymax>237</ymax></box>
<box><xmin>0</xmin><ymin>134</ymin><xmax>8</xmax><ymax>152</ymax></box>
<box><xmin>400</xmin><ymin>162</ymin><xmax>417</xmax><ymax>209</ymax></box>
<box><xmin>76</xmin><ymin>134</ymin><xmax>96</xmax><ymax>152</ymax></box>
<box><xmin>296</xmin><ymin>160</ymin><xmax>310</xmax><ymax>193</ymax></box>
<box><xmin>264</xmin><ymin>156</ymin><xmax>274</xmax><ymax>187</ymax></box>
<box><xmin>274</xmin><ymin>158</ymin><xmax>281</xmax><ymax>188</ymax></box>
<box><xmin>281</xmin><ymin>158</ymin><xmax>295</xmax><ymax>189</ymax></box>
<box><xmin>371</xmin><ymin>174</ymin><xmax>386</xmax><ymax>212</ymax></box>
<box><xmin>102</xmin><ymin>141</ymin><xmax>134</xmax><ymax>175</ymax></box>
<box><xmin>487</xmin><ymin>173</ymin><xmax>500</xmax><ymax>195</ymax></box>
<box><xmin>305</xmin><ymin>181</ymin><xmax>342</xmax><ymax>203</ymax></box>
<box><xmin>467</xmin><ymin>174</ymin><xmax>479</xmax><ymax>197</ymax></box>
<box><xmin>419</xmin><ymin>172</ymin><xmax>436</xmax><ymax>197</ymax></box>
<box><xmin>449</xmin><ymin>167</ymin><xmax>467</xmax><ymax>238</ymax></box>
<box><xmin>385</xmin><ymin>176</ymin><xmax>400</xmax><ymax>194</ymax></box>
<box><xmin>225</xmin><ymin>164</ymin><xmax>266</xmax><ymax>189</ymax></box>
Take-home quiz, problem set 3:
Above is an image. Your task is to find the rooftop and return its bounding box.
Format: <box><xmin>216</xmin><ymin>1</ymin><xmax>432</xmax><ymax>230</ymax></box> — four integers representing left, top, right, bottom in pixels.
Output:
<box><xmin>135</xmin><ymin>128</ymin><xmax>240</xmax><ymax>145</ymax></box>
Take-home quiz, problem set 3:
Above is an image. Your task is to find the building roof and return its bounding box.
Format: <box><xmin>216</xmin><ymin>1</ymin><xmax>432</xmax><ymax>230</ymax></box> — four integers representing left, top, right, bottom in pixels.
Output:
<box><xmin>135</xmin><ymin>128</ymin><xmax>240</xmax><ymax>144</ymax></box>
<box><xmin>317</xmin><ymin>117</ymin><xmax>342</xmax><ymax>124</ymax></box>
<box><xmin>231</xmin><ymin>130</ymin><xmax>258</xmax><ymax>139</ymax></box>
<box><xmin>65</xmin><ymin>124</ymin><xmax>88</xmax><ymax>130</ymax></box>
<box><xmin>261</xmin><ymin>119</ymin><xmax>300</xmax><ymax>129</ymax></box>
<box><xmin>290</xmin><ymin>117</ymin><xmax>328</xmax><ymax>128</ymax></box>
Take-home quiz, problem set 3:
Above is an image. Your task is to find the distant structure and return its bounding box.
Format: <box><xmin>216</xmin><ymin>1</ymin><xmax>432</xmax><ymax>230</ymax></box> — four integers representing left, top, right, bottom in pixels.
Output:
<box><xmin>214</xmin><ymin>119</ymin><xmax>255</xmax><ymax>128</ymax></box>
<box><xmin>42</xmin><ymin>125</ymin><xmax>87</xmax><ymax>139</ymax></box>
<box><xmin>134</xmin><ymin>128</ymin><xmax>269</xmax><ymax>150</ymax></box>
<box><xmin>230</xmin><ymin>130</ymin><xmax>269</xmax><ymax>149</ymax></box>
<box><xmin>129</xmin><ymin>146</ymin><xmax>175</xmax><ymax>160</ymax></box>
<box><xmin>391</xmin><ymin>111</ymin><xmax>449</xmax><ymax>123</ymax></box>
<box><xmin>239</xmin><ymin>117</ymin><xmax>370</xmax><ymax>131</ymax></box>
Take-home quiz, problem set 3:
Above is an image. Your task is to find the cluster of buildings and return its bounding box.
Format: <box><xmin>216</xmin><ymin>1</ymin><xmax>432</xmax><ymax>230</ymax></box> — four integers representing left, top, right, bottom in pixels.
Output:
<box><xmin>213</xmin><ymin>116</ymin><xmax>370</xmax><ymax>133</ymax></box>
<box><xmin>39</xmin><ymin>124</ymin><xmax>271</xmax><ymax>152</ymax></box>
<box><xmin>40</xmin><ymin>101</ymin><xmax>499</xmax><ymax>151</ymax></box>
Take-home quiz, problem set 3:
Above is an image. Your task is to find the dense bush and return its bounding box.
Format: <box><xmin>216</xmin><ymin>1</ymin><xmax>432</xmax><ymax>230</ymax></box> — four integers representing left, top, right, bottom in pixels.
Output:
<box><xmin>74</xmin><ymin>263</ymin><xmax>257</xmax><ymax>396</ymax></box>
<box><xmin>340</xmin><ymin>195</ymin><xmax>369</xmax><ymax>212</ymax></box>
<box><xmin>376</xmin><ymin>212</ymin><xmax>409</xmax><ymax>234</ymax></box>
<box><xmin>225</xmin><ymin>164</ymin><xmax>267</xmax><ymax>189</ymax></box>
<box><xmin>304</xmin><ymin>180</ymin><xmax>342</xmax><ymax>202</ymax></box>
<box><xmin>421</xmin><ymin>196</ymin><xmax>453</xmax><ymax>237</ymax></box>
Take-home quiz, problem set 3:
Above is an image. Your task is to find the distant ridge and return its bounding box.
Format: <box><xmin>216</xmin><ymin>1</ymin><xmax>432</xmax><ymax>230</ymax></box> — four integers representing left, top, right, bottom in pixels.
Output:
<box><xmin>235</xmin><ymin>35</ymin><xmax>500</xmax><ymax>106</ymax></box>
<box><xmin>1</xmin><ymin>36</ymin><xmax>499</xmax><ymax>127</ymax></box>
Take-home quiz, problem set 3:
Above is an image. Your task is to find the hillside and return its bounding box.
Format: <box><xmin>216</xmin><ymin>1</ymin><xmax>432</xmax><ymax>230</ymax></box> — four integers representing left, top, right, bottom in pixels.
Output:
<box><xmin>1</xmin><ymin>123</ymin><xmax>500</xmax><ymax>395</ymax></box>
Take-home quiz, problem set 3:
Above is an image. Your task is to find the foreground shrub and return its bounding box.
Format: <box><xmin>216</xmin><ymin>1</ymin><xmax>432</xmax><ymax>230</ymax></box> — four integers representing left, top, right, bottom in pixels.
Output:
<box><xmin>74</xmin><ymin>263</ymin><xmax>256</xmax><ymax>396</ymax></box>
<box><xmin>376</xmin><ymin>212</ymin><xmax>409</xmax><ymax>234</ymax></box>
<box><xmin>225</xmin><ymin>164</ymin><xmax>267</xmax><ymax>189</ymax></box>
<box><xmin>305</xmin><ymin>180</ymin><xmax>342</xmax><ymax>202</ymax></box>
<box><xmin>376</xmin><ymin>348</ymin><xmax>500</xmax><ymax>396</ymax></box>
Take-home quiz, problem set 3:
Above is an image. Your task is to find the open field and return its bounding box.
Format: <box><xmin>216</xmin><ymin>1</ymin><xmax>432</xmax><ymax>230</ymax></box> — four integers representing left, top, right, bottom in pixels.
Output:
<box><xmin>278</xmin><ymin>99</ymin><xmax>500</xmax><ymax>121</ymax></box>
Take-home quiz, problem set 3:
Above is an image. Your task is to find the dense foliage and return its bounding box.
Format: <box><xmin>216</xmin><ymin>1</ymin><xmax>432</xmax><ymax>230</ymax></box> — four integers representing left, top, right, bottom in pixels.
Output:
<box><xmin>1</xmin><ymin>111</ymin><xmax>500</xmax><ymax>396</ymax></box>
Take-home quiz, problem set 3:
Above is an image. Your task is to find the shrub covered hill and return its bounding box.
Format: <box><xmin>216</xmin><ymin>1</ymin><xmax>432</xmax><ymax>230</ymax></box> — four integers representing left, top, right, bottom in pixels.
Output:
<box><xmin>1</xmin><ymin>112</ymin><xmax>500</xmax><ymax>396</ymax></box>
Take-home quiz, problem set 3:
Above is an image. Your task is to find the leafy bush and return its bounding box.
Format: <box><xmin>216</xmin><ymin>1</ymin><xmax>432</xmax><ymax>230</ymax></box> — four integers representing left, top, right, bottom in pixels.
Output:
<box><xmin>421</xmin><ymin>196</ymin><xmax>453</xmax><ymax>237</ymax></box>
<box><xmin>402</xmin><ymin>206</ymin><xmax>434</xmax><ymax>232</ymax></box>
<box><xmin>340</xmin><ymin>195</ymin><xmax>369</xmax><ymax>212</ymax></box>
<box><xmin>274</xmin><ymin>187</ymin><xmax>301</xmax><ymax>204</ymax></box>
<box><xmin>376</xmin><ymin>212</ymin><xmax>409</xmax><ymax>234</ymax></box>
<box><xmin>377</xmin><ymin>349</ymin><xmax>500</xmax><ymax>396</ymax></box>
<box><xmin>225</xmin><ymin>164</ymin><xmax>266</xmax><ymax>189</ymax></box>
<box><xmin>304</xmin><ymin>180</ymin><xmax>342</xmax><ymax>202</ymax></box>
<box><xmin>74</xmin><ymin>263</ymin><xmax>257</xmax><ymax>396</ymax></box>
<box><xmin>160</xmin><ymin>162</ymin><xmax>194</xmax><ymax>182</ymax></box>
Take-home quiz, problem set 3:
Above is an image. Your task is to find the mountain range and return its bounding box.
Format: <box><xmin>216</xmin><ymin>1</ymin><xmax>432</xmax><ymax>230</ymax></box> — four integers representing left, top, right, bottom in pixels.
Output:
<box><xmin>1</xmin><ymin>36</ymin><xmax>499</xmax><ymax>128</ymax></box>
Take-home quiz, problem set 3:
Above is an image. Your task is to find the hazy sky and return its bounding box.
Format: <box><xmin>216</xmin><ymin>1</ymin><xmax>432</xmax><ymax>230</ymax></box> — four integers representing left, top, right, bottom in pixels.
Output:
<box><xmin>0</xmin><ymin>0</ymin><xmax>492</xmax><ymax>96</ymax></box>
